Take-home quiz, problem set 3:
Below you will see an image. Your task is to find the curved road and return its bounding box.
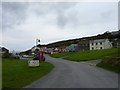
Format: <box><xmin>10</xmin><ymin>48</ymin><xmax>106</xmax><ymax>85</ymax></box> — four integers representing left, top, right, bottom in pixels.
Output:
<box><xmin>24</xmin><ymin>54</ymin><xmax>118</xmax><ymax>88</ymax></box>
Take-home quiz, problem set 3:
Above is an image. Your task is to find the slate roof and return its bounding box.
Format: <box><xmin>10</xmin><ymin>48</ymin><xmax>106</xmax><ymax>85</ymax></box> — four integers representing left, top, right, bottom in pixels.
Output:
<box><xmin>90</xmin><ymin>39</ymin><xmax>108</xmax><ymax>43</ymax></box>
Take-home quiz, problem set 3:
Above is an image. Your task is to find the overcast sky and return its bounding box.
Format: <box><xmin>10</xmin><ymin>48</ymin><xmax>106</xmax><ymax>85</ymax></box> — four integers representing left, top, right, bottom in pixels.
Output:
<box><xmin>1</xmin><ymin>1</ymin><xmax>118</xmax><ymax>51</ymax></box>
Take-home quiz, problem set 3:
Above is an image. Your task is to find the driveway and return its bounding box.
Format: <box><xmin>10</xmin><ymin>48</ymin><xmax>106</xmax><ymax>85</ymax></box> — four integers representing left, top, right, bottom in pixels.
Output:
<box><xmin>24</xmin><ymin>54</ymin><xmax>118</xmax><ymax>88</ymax></box>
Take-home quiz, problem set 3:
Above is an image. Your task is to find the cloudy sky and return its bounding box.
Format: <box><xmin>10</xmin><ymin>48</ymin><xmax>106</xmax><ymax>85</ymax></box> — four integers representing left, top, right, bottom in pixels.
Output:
<box><xmin>1</xmin><ymin>1</ymin><xmax>118</xmax><ymax>51</ymax></box>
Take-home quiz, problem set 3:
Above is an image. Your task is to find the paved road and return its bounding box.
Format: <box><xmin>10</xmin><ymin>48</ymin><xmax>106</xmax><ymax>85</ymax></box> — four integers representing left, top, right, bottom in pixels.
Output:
<box><xmin>24</xmin><ymin>54</ymin><xmax>118</xmax><ymax>88</ymax></box>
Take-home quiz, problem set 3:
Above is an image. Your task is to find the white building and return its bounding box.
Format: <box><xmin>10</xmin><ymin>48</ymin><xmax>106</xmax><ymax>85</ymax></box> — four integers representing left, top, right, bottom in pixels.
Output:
<box><xmin>90</xmin><ymin>39</ymin><xmax>112</xmax><ymax>50</ymax></box>
<box><xmin>31</xmin><ymin>46</ymin><xmax>40</xmax><ymax>52</ymax></box>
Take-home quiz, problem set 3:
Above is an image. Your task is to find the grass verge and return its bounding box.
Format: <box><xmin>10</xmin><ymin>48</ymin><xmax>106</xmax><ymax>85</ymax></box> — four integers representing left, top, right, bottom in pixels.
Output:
<box><xmin>96</xmin><ymin>62</ymin><xmax>120</xmax><ymax>73</ymax></box>
<box><xmin>2</xmin><ymin>58</ymin><xmax>54</xmax><ymax>88</ymax></box>
<box><xmin>50</xmin><ymin>52</ymin><xmax>73</xmax><ymax>58</ymax></box>
<box><xmin>50</xmin><ymin>48</ymin><xmax>118</xmax><ymax>62</ymax></box>
<box><xmin>96</xmin><ymin>53</ymin><xmax>120</xmax><ymax>73</ymax></box>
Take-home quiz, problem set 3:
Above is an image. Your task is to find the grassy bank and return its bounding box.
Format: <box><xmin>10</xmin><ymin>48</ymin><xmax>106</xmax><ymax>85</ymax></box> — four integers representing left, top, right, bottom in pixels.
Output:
<box><xmin>50</xmin><ymin>48</ymin><xmax>118</xmax><ymax>62</ymax></box>
<box><xmin>2</xmin><ymin>58</ymin><xmax>54</xmax><ymax>88</ymax></box>
<box><xmin>50</xmin><ymin>52</ymin><xmax>73</xmax><ymax>58</ymax></box>
<box><xmin>96</xmin><ymin>62</ymin><xmax>120</xmax><ymax>73</ymax></box>
<box><xmin>96</xmin><ymin>54</ymin><xmax>120</xmax><ymax>73</ymax></box>
<box><xmin>0</xmin><ymin>56</ymin><xmax>2</xmax><ymax>89</ymax></box>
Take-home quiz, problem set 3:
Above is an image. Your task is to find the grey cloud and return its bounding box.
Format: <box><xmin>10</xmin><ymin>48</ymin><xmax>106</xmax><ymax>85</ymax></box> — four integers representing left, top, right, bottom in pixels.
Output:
<box><xmin>2</xmin><ymin>2</ymin><xmax>29</xmax><ymax>30</ymax></box>
<box><xmin>36</xmin><ymin>3</ymin><xmax>76</xmax><ymax>17</ymax></box>
<box><xmin>1</xmin><ymin>2</ymin><xmax>117</xmax><ymax>51</ymax></box>
<box><xmin>118</xmin><ymin>1</ymin><xmax>120</xmax><ymax>30</ymax></box>
<box><xmin>28</xmin><ymin>2</ymin><xmax>77</xmax><ymax>28</ymax></box>
<box><xmin>56</xmin><ymin>2</ymin><xmax>117</xmax><ymax>29</ymax></box>
<box><xmin>2</xmin><ymin>2</ymin><xmax>117</xmax><ymax>31</ymax></box>
<box><xmin>55</xmin><ymin>2</ymin><xmax>77</xmax><ymax>28</ymax></box>
<box><xmin>0</xmin><ymin>2</ymin><xmax>2</xmax><ymax>31</ymax></box>
<box><xmin>57</xmin><ymin>13</ymin><xmax>67</xmax><ymax>28</ymax></box>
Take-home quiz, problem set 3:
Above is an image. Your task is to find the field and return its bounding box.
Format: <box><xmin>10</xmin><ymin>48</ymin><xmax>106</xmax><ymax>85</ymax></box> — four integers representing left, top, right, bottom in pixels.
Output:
<box><xmin>96</xmin><ymin>62</ymin><xmax>120</xmax><ymax>73</ymax></box>
<box><xmin>2</xmin><ymin>58</ymin><xmax>54</xmax><ymax>88</ymax></box>
<box><xmin>50</xmin><ymin>52</ymin><xmax>73</xmax><ymax>58</ymax></box>
<box><xmin>51</xmin><ymin>48</ymin><xmax>118</xmax><ymax>61</ymax></box>
<box><xmin>0</xmin><ymin>57</ymin><xmax>2</xmax><ymax>89</ymax></box>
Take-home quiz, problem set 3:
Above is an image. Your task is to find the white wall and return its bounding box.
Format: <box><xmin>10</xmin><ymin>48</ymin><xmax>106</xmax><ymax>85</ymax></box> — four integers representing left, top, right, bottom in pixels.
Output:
<box><xmin>90</xmin><ymin>39</ymin><xmax>112</xmax><ymax>50</ymax></box>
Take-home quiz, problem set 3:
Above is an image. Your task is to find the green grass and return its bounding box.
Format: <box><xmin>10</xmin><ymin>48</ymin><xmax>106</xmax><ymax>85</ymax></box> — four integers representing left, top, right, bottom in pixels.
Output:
<box><xmin>96</xmin><ymin>51</ymin><xmax>120</xmax><ymax>73</ymax></box>
<box><xmin>2</xmin><ymin>58</ymin><xmax>54</xmax><ymax>88</ymax></box>
<box><xmin>50</xmin><ymin>52</ymin><xmax>73</xmax><ymax>58</ymax></box>
<box><xmin>50</xmin><ymin>48</ymin><xmax>118</xmax><ymax>62</ymax></box>
<box><xmin>96</xmin><ymin>62</ymin><xmax>120</xmax><ymax>73</ymax></box>
<box><xmin>0</xmin><ymin>57</ymin><xmax>2</xmax><ymax>90</ymax></box>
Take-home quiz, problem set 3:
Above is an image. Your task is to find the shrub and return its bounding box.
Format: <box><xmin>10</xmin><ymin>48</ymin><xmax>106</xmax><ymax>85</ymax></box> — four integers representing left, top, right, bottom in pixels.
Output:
<box><xmin>2</xmin><ymin>53</ymin><xmax>11</xmax><ymax>58</ymax></box>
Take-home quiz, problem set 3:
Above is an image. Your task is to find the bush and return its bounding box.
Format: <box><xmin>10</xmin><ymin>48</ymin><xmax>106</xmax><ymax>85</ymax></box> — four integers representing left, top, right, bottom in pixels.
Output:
<box><xmin>2</xmin><ymin>53</ymin><xmax>11</xmax><ymax>58</ymax></box>
<box><xmin>2</xmin><ymin>53</ymin><xmax>20</xmax><ymax>59</ymax></box>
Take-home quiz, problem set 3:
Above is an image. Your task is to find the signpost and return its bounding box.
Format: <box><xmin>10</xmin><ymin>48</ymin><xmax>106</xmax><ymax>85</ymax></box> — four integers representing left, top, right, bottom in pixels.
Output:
<box><xmin>28</xmin><ymin>60</ymin><xmax>40</xmax><ymax>67</ymax></box>
<box><xmin>28</xmin><ymin>39</ymin><xmax>41</xmax><ymax>67</ymax></box>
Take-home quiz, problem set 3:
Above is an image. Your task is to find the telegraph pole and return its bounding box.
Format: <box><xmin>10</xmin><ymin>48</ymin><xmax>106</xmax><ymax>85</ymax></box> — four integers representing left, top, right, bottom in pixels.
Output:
<box><xmin>36</xmin><ymin>39</ymin><xmax>40</xmax><ymax>49</ymax></box>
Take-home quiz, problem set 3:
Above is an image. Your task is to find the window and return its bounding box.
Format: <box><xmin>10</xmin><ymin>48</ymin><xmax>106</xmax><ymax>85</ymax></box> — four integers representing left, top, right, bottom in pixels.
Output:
<box><xmin>100</xmin><ymin>42</ymin><xmax>102</xmax><ymax>45</ymax></box>
<box><xmin>96</xmin><ymin>43</ymin><xmax>97</xmax><ymax>45</ymax></box>
<box><xmin>100</xmin><ymin>47</ymin><xmax>102</xmax><ymax>49</ymax></box>
<box><xmin>92</xmin><ymin>43</ymin><xmax>94</xmax><ymax>45</ymax></box>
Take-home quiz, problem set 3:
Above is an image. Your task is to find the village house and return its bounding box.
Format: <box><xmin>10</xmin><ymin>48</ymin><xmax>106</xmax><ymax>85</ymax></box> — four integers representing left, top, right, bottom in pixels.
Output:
<box><xmin>40</xmin><ymin>47</ymin><xmax>47</xmax><ymax>52</ymax></box>
<box><xmin>0</xmin><ymin>47</ymin><xmax>9</xmax><ymax>54</ymax></box>
<box><xmin>50</xmin><ymin>48</ymin><xmax>59</xmax><ymax>54</ymax></box>
<box><xmin>31</xmin><ymin>46</ymin><xmax>40</xmax><ymax>52</ymax></box>
<box><xmin>90</xmin><ymin>39</ymin><xmax>113</xmax><ymax>50</ymax></box>
<box><xmin>58</xmin><ymin>47</ymin><xmax>65</xmax><ymax>52</ymax></box>
<box><xmin>64</xmin><ymin>44</ymin><xmax>78</xmax><ymax>52</ymax></box>
<box><xmin>0</xmin><ymin>47</ymin><xmax>9</xmax><ymax>57</ymax></box>
<box><xmin>45</xmin><ymin>48</ymin><xmax>54</xmax><ymax>54</ymax></box>
<box><xmin>78</xmin><ymin>40</ymin><xmax>90</xmax><ymax>51</ymax></box>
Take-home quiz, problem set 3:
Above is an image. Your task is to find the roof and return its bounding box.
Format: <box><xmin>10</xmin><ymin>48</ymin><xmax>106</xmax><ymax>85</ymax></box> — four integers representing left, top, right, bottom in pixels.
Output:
<box><xmin>111</xmin><ymin>31</ymin><xmax>119</xmax><ymax>35</ymax></box>
<box><xmin>78</xmin><ymin>40</ymin><xmax>89</xmax><ymax>44</ymax></box>
<box><xmin>90</xmin><ymin>39</ymin><xmax>108</xmax><ymax>43</ymax></box>
<box><xmin>0</xmin><ymin>47</ymin><xmax>9</xmax><ymax>53</ymax></box>
<box><xmin>70</xmin><ymin>44</ymin><xmax>78</xmax><ymax>46</ymax></box>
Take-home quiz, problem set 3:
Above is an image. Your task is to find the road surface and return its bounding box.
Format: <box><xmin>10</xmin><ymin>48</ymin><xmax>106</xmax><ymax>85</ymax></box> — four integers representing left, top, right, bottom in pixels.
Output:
<box><xmin>24</xmin><ymin>54</ymin><xmax>118</xmax><ymax>88</ymax></box>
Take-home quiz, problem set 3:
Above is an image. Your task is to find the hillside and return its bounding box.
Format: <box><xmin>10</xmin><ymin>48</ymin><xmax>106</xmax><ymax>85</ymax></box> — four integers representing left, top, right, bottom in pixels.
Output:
<box><xmin>20</xmin><ymin>30</ymin><xmax>119</xmax><ymax>54</ymax></box>
<box><xmin>46</xmin><ymin>30</ymin><xmax>119</xmax><ymax>48</ymax></box>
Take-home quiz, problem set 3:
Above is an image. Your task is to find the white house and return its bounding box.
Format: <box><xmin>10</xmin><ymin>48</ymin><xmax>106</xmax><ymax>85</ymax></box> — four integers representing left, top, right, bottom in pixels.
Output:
<box><xmin>31</xmin><ymin>46</ymin><xmax>40</xmax><ymax>52</ymax></box>
<box><xmin>90</xmin><ymin>39</ymin><xmax>112</xmax><ymax>50</ymax></box>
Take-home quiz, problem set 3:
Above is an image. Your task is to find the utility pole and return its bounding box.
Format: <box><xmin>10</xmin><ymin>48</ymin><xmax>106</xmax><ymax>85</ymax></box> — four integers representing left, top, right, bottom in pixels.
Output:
<box><xmin>36</xmin><ymin>39</ymin><xmax>40</xmax><ymax>49</ymax></box>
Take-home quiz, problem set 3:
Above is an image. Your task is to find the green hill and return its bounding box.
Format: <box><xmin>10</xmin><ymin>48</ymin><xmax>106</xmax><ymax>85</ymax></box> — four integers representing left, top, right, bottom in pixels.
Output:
<box><xmin>20</xmin><ymin>30</ymin><xmax>119</xmax><ymax>54</ymax></box>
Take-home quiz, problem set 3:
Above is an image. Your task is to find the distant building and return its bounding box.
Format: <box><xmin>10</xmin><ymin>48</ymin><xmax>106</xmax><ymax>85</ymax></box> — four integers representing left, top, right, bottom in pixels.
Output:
<box><xmin>65</xmin><ymin>44</ymin><xmax>78</xmax><ymax>52</ymax></box>
<box><xmin>40</xmin><ymin>47</ymin><xmax>47</xmax><ymax>52</ymax></box>
<box><xmin>0</xmin><ymin>47</ymin><xmax>9</xmax><ymax>54</ymax></box>
<box><xmin>58</xmin><ymin>48</ymin><xmax>65</xmax><ymax>52</ymax></box>
<box><xmin>90</xmin><ymin>39</ymin><xmax>112</xmax><ymax>50</ymax></box>
<box><xmin>78</xmin><ymin>40</ymin><xmax>90</xmax><ymax>51</ymax></box>
<box><xmin>2</xmin><ymin>47</ymin><xmax>9</xmax><ymax>53</ymax></box>
<box><xmin>45</xmin><ymin>48</ymin><xmax>53</xmax><ymax>54</ymax></box>
<box><xmin>31</xmin><ymin>46</ymin><xmax>40</xmax><ymax>52</ymax></box>
<box><xmin>51</xmin><ymin>50</ymin><xmax>59</xmax><ymax>54</ymax></box>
